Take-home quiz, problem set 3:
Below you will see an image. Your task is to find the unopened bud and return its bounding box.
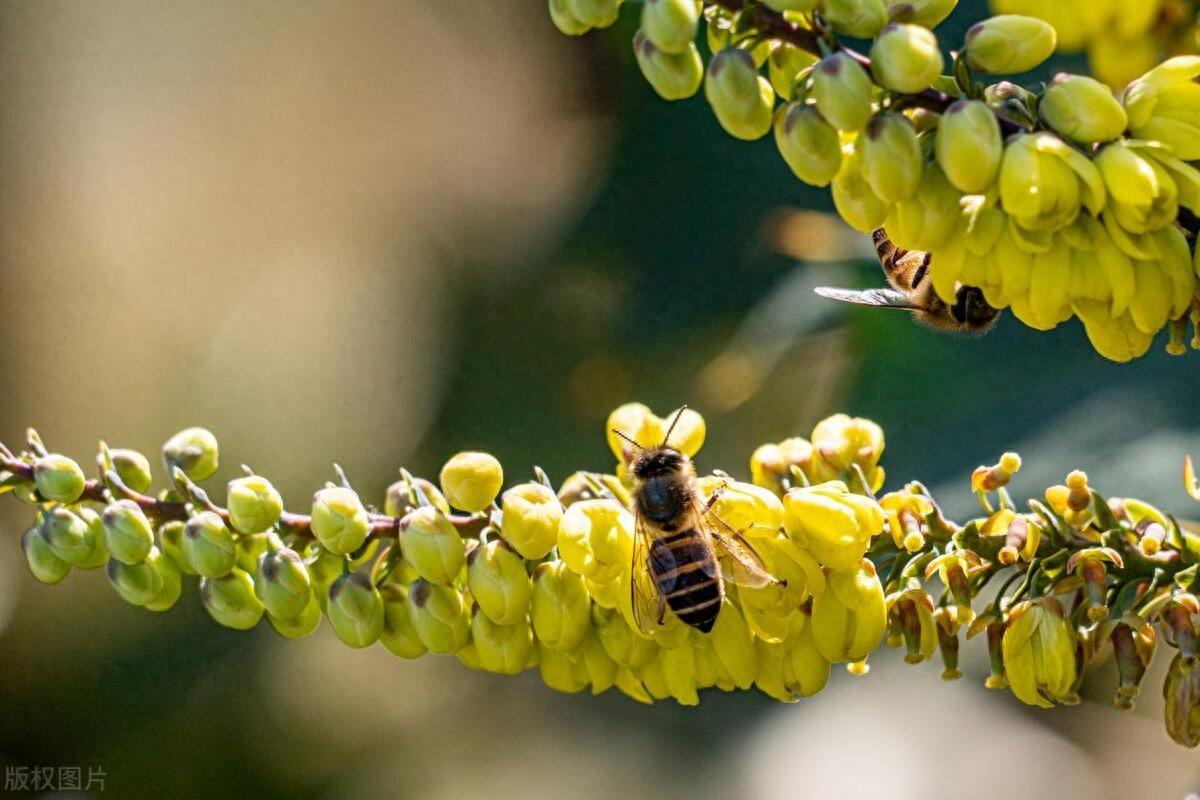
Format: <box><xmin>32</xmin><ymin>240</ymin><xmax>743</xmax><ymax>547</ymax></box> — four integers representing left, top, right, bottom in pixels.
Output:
<box><xmin>107</xmin><ymin>448</ymin><xmax>153</xmax><ymax>494</ymax></box>
<box><xmin>633</xmin><ymin>31</ymin><xmax>704</xmax><ymax>101</ymax></box>
<box><xmin>182</xmin><ymin>510</ymin><xmax>237</xmax><ymax>578</ymax></box>
<box><xmin>408</xmin><ymin>578</ymin><xmax>471</xmax><ymax>654</ymax></box>
<box><xmin>200</xmin><ymin>568</ymin><xmax>264</xmax><ymax>630</ymax></box>
<box><xmin>885</xmin><ymin>0</ymin><xmax>956</xmax><ymax>27</ymax></box>
<box><xmin>33</xmin><ymin>454</ymin><xmax>86</xmax><ymax>504</ymax></box>
<box><xmin>399</xmin><ymin>505</ymin><xmax>465</xmax><ymax>585</ymax></box>
<box><xmin>310</xmin><ymin>486</ymin><xmax>370</xmax><ymax>555</ymax></box>
<box><xmin>812</xmin><ymin>53</ymin><xmax>874</xmax><ymax>133</ymax></box>
<box><xmin>106</xmin><ymin>548</ymin><xmax>166</xmax><ymax>606</ymax></box>
<box><xmin>256</xmin><ymin>547</ymin><xmax>312</xmax><ymax>620</ymax></box>
<box><xmin>531</xmin><ymin>560</ymin><xmax>592</xmax><ymax>651</ymax></box>
<box><xmin>823</xmin><ymin>0</ymin><xmax>888</xmax><ymax>38</ymax></box>
<box><xmin>327</xmin><ymin>572</ymin><xmax>385</xmax><ymax>648</ymax></box>
<box><xmin>439</xmin><ymin>451</ymin><xmax>504</xmax><ymax>513</ymax></box>
<box><xmin>22</xmin><ymin>527</ymin><xmax>71</xmax><ymax>584</ymax></box>
<box><xmin>641</xmin><ymin>0</ymin><xmax>699</xmax><ymax>55</ymax></box>
<box><xmin>162</xmin><ymin>427</ymin><xmax>219</xmax><ymax>482</ymax></box>
<box><xmin>774</xmin><ymin>104</ymin><xmax>842</xmax><ymax>188</ymax></box>
<box><xmin>467</xmin><ymin>538</ymin><xmax>532</xmax><ymax>625</ymax></box>
<box><xmin>1041</xmin><ymin>74</ymin><xmax>1128</xmax><ymax>145</ymax></box>
<box><xmin>704</xmin><ymin>49</ymin><xmax>775</xmax><ymax>141</ymax></box>
<box><xmin>227</xmin><ymin>475</ymin><xmax>283</xmax><ymax>534</ymax></box>
<box><xmin>101</xmin><ymin>499</ymin><xmax>155</xmax><ymax>565</ymax></box>
<box><xmin>870</xmin><ymin>24</ymin><xmax>943</xmax><ymax>94</ymax></box>
<box><xmin>965</xmin><ymin>15</ymin><xmax>1056</xmax><ymax>75</ymax></box>
<box><xmin>861</xmin><ymin>113</ymin><xmax>923</xmax><ymax>202</ymax></box>
<box><xmin>936</xmin><ymin>100</ymin><xmax>1002</xmax><ymax>193</ymax></box>
<box><xmin>500</xmin><ymin>482</ymin><xmax>563</xmax><ymax>559</ymax></box>
<box><xmin>379</xmin><ymin>583</ymin><xmax>427</xmax><ymax>658</ymax></box>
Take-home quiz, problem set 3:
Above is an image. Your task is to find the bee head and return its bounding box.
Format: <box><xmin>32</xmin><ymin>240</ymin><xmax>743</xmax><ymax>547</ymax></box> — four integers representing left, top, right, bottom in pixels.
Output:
<box><xmin>631</xmin><ymin>448</ymin><xmax>687</xmax><ymax>481</ymax></box>
<box><xmin>952</xmin><ymin>285</ymin><xmax>1000</xmax><ymax>332</ymax></box>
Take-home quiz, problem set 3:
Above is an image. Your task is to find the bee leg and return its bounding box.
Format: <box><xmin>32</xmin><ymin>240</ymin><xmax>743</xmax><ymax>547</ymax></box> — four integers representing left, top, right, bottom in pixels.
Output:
<box><xmin>656</xmin><ymin>594</ymin><xmax>667</xmax><ymax>625</ymax></box>
<box><xmin>701</xmin><ymin>481</ymin><xmax>728</xmax><ymax>514</ymax></box>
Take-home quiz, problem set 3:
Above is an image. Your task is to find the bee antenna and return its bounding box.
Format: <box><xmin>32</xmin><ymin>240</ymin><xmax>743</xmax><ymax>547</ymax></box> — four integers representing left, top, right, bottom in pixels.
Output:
<box><xmin>661</xmin><ymin>405</ymin><xmax>688</xmax><ymax>449</ymax></box>
<box><xmin>611</xmin><ymin>429</ymin><xmax>643</xmax><ymax>452</ymax></box>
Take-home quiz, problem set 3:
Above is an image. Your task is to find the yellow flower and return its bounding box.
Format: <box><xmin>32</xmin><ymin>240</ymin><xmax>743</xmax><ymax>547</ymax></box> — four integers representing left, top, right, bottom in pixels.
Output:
<box><xmin>750</xmin><ymin>437</ymin><xmax>816</xmax><ymax>495</ymax></box>
<box><xmin>500</xmin><ymin>482</ymin><xmax>563</xmax><ymax>560</ymax></box>
<box><xmin>1163</xmin><ymin>652</ymin><xmax>1200</xmax><ymax>747</ymax></box>
<box><xmin>882</xmin><ymin>163</ymin><xmax>961</xmax><ymax>253</ymax></box>
<box><xmin>783</xmin><ymin>481</ymin><xmax>884</xmax><ymax>571</ymax></box>
<box><xmin>557</xmin><ymin>498</ymin><xmax>634</xmax><ymax>583</ymax></box>
<box><xmin>472</xmin><ymin>611</ymin><xmax>535</xmax><ymax>676</ymax></box>
<box><xmin>809</xmin><ymin>414</ymin><xmax>886</xmax><ymax>490</ymax></box>
<box><xmin>810</xmin><ymin>560</ymin><xmax>887</xmax><ymax>664</ymax></box>
<box><xmin>999</xmin><ymin>133</ymin><xmax>1105</xmax><ymax>232</ymax></box>
<box><xmin>886</xmin><ymin>582</ymin><xmax>938</xmax><ymax>664</ymax></box>
<box><xmin>696</xmin><ymin>476</ymin><xmax>784</xmax><ymax>534</ymax></box>
<box><xmin>1040</xmin><ymin>74</ymin><xmax>1128</xmax><ymax>145</ymax></box>
<box><xmin>606</xmin><ymin>403</ymin><xmax>705</xmax><ymax>461</ymax></box>
<box><xmin>1002</xmin><ymin>597</ymin><xmax>1078</xmax><ymax>708</ymax></box>
<box><xmin>466</xmin><ymin>538</ymin><xmax>532</xmax><ymax>625</ymax></box>
<box><xmin>1125</xmin><ymin>56</ymin><xmax>1200</xmax><ymax>161</ymax></box>
<box><xmin>531</xmin><ymin>560</ymin><xmax>591</xmax><ymax>651</ymax></box>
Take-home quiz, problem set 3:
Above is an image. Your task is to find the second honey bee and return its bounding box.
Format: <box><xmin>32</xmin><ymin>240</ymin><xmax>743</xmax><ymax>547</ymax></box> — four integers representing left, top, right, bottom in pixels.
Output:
<box><xmin>815</xmin><ymin>227</ymin><xmax>1001</xmax><ymax>334</ymax></box>
<box><xmin>615</xmin><ymin>408</ymin><xmax>783</xmax><ymax>635</ymax></box>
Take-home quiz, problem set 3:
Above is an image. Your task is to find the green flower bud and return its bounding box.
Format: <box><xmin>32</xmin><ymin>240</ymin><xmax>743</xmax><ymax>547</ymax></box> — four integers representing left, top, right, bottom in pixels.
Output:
<box><xmin>500</xmin><ymin>482</ymin><xmax>563</xmax><ymax>559</ymax></box>
<box><xmin>884</xmin><ymin>162</ymin><xmax>962</xmax><ymax>251</ymax></box>
<box><xmin>472</xmin><ymin>611</ymin><xmax>535</xmax><ymax>675</ymax></box>
<box><xmin>539</xmin><ymin>641</ymin><xmax>589</xmax><ymax>694</ymax></box>
<box><xmin>832</xmin><ymin>141</ymin><xmax>890</xmax><ymax>234</ymax></box>
<box><xmin>935</xmin><ymin>100</ymin><xmax>1002</xmax><ymax>193</ymax></box>
<box><xmin>39</xmin><ymin>506</ymin><xmax>96</xmax><ymax>566</ymax></box>
<box><xmin>71</xmin><ymin>508</ymin><xmax>110</xmax><ymax>569</ymax></box>
<box><xmin>965</xmin><ymin>15</ymin><xmax>1056</xmax><ymax>75</ymax></box>
<box><xmin>235</xmin><ymin>531</ymin><xmax>273</xmax><ymax>574</ymax></box>
<box><xmin>107</xmin><ymin>448</ymin><xmax>153</xmax><ymax>494</ymax></box>
<box><xmin>143</xmin><ymin>549</ymin><xmax>182</xmax><ymax>612</ymax></box>
<box><xmin>408</xmin><ymin>579</ymin><xmax>471</xmax><ymax>654</ymax></box>
<box><xmin>861</xmin><ymin>114</ymin><xmax>923</xmax><ymax>202</ymax></box>
<box><xmin>595</xmin><ymin>606</ymin><xmax>658</xmax><ymax>668</ymax></box>
<box><xmin>812</xmin><ymin>53</ymin><xmax>874</xmax><ymax>133</ymax></box>
<box><xmin>885</xmin><ymin>0</ymin><xmax>957</xmax><ymax>28</ymax></box>
<box><xmin>1096</xmin><ymin>142</ymin><xmax>1178</xmax><ymax>234</ymax></box>
<box><xmin>762</xmin><ymin>0</ymin><xmax>818</xmax><ymax>10</ymax></box>
<box><xmin>22</xmin><ymin>527</ymin><xmax>70</xmax><ymax>584</ymax></box>
<box><xmin>307</xmin><ymin>543</ymin><xmax>345</xmax><ymax>611</ymax></box>
<box><xmin>1163</xmin><ymin>652</ymin><xmax>1200</xmax><ymax>748</ymax></box>
<box><xmin>379</xmin><ymin>583</ymin><xmax>427</xmax><ymax>658</ymax></box>
<box><xmin>398</xmin><ymin>505</ymin><xmax>465</xmax><ymax>584</ymax></box>
<box><xmin>704</xmin><ymin>49</ymin><xmax>775</xmax><ymax>141</ymax></box>
<box><xmin>256</xmin><ymin>547</ymin><xmax>312</xmax><ymax>620</ymax></box>
<box><xmin>227</xmin><ymin>475</ymin><xmax>283</xmax><ymax>534</ymax></box>
<box><xmin>268</xmin><ymin>593</ymin><xmax>322</xmax><ymax>639</ymax></box>
<box><xmin>633</xmin><ymin>31</ymin><xmax>704</xmax><ymax>101</ymax></box>
<box><xmin>182</xmin><ymin>510</ymin><xmax>236</xmax><ymax>578</ymax></box>
<box><xmin>774</xmin><ymin>103</ymin><xmax>842</xmax><ymax>187</ymax></box>
<box><xmin>531</xmin><ymin>560</ymin><xmax>591</xmax><ymax>651</ymax></box>
<box><xmin>310</xmin><ymin>486</ymin><xmax>370</xmax><ymax>555</ymax></box>
<box><xmin>870</xmin><ymin>24</ymin><xmax>943</xmax><ymax>94</ymax></box>
<box><xmin>568</xmin><ymin>0</ymin><xmax>620</xmax><ymax>28</ymax></box>
<box><xmin>548</xmin><ymin>0</ymin><xmax>589</xmax><ymax>36</ymax></box>
<box><xmin>439</xmin><ymin>451</ymin><xmax>503</xmax><ymax>513</ymax></box>
<box><xmin>467</xmin><ymin>538</ymin><xmax>532</xmax><ymax>625</ymax></box>
<box><xmin>107</xmin><ymin>549</ymin><xmax>165</xmax><ymax>606</ymax></box>
<box><xmin>768</xmin><ymin>43</ymin><xmax>817</xmax><ymax>101</ymax></box>
<box><xmin>200</xmin><ymin>568</ymin><xmax>264</xmax><ymax>630</ymax></box>
<box><xmin>1040</xmin><ymin>74</ymin><xmax>1127</xmax><ymax>145</ymax></box>
<box><xmin>823</xmin><ymin>0</ymin><xmax>887</xmax><ymax>38</ymax></box>
<box><xmin>101</xmin><ymin>499</ymin><xmax>155</xmax><ymax>565</ymax></box>
<box><xmin>384</xmin><ymin>476</ymin><xmax>449</xmax><ymax>518</ymax></box>
<box><xmin>327</xmin><ymin>572</ymin><xmax>385</xmax><ymax>648</ymax></box>
<box><xmin>641</xmin><ymin>0</ymin><xmax>699</xmax><ymax>55</ymax></box>
<box><xmin>33</xmin><ymin>454</ymin><xmax>86</xmax><ymax>504</ymax></box>
<box><xmin>157</xmin><ymin>520</ymin><xmax>195</xmax><ymax>574</ymax></box>
<box><xmin>162</xmin><ymin>427</ymin><xmax>219</xmax><ymax>482</ymax></box>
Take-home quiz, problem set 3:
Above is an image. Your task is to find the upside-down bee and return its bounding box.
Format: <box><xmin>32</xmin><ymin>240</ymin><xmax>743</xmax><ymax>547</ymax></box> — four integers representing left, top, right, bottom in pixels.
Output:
<box><xmin>815</xmin><ymin>227</ymin><xmax>1001</xmax><ymax>334</ymax></box>
<box><xmin>613</xmin><ymin>408</ymin><xmax>783</xmax><ymax>634</ymax></box>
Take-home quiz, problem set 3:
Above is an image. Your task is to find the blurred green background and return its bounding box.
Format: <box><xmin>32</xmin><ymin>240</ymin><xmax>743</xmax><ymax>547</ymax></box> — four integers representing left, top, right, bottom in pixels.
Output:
<box><xmin>1</xmin><ymin>1</ymin><xmax>1199</xmax><ymax>797</ymax></box>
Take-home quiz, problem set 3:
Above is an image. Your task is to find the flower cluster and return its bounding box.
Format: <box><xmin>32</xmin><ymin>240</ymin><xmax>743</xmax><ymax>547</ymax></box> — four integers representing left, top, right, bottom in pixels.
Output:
<box><xmin>4</xmin><ymin>404</ymin><xmax>1200</xmax><ymax>747</ymax></box>
<box><xmin>549</xmin><ymin>0</ymin><xmax>1200</xmax><ymax>362</ymax></box>
<box><xmin>991</xmin><ymin>0</ymin><xmax>1199</xmax><ymax>90</ymax></box>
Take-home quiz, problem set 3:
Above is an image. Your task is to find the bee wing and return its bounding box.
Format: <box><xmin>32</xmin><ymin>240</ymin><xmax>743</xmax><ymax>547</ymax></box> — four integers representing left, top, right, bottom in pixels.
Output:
<box><xmin>814</xmin><ymin>286</ymin><xmax>920</xmax><ymax>311</ymax></box>
<box><xmin>630</xmin><ymin>513</ymin><xmax>665</xmax><ymax>635</ymax></box>
<box><xmin>694</xmin><ymin>500</ymin><xmax>778</xmax><ymax>590</ymax></box>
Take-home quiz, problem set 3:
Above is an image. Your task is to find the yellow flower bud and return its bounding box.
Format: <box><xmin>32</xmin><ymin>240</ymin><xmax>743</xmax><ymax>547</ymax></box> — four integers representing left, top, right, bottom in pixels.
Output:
<box><xmin>965</xmin><ymin>15</ymin><xmax>1057</xmax><ymax>74</ymax></box>
<box><xmin>768</xmin><ymin>42</ymin><xmax>817</xmax><ymax>101</ymax></box>
<box><xmin>1000</xmin><ymin>133</ymin><xmax>1105</xmax><ymax>231</ymax></box>
<box><xmin>885</xmin><ymin>0</ymin><xmax>957</xmax><ymax>28</ymax></box>
<box><xmin>773</xmin><ymin>103</ymin><xmax>842</xmax><ymax>188</ymax></box>
<box><xmin>595</xmin><ymin>605</ymin><xmax>658</xmax><ymax>667</ymax></box>
<box><xmin>812</xmin><ymin>53</ymin><xmax>874</xmax><ymax>133</ymax></box>
<box><xmin>762</xmin><ymin>0</ymin><xmax>819</xmax><ymax>10</ymax></box>
<box><xmin>310</xmin><ymin>486</ymin><xmax>370</xmax><ymax>555</ymax></box>
<box><xmin>783</xmin><ymin>482</ymin><xmax>884</xmax><ymax>571</ymax></box>
<box><xmin>567</xmin><ymin>0</ymin><xmax>620</xmax><ymax>28</ymax></box>
<box><xmin>823</xmin><ymin>0</ymin><xmax>888</xmax><ymax>38</ymax></box>
<box><xmin>870</xmin><ymin>24</ymin><xmax>944</xmax><ymax>94</ymax></box>
<box><xmin>606</xmin><ymin>403</ymin><xmax>705</xmax><ymax>460</ymax></box>
<box><xmin>397</xmin><ymin>505</ymin><xmax>464</xmax><ymax>585</ymax></box>
<box><xmin>832</xmin><ymin>139</ymin><xmax>890</xmax><ymax>234</ymax></box>
<box><xmin>660</xmin><ymin>642</ymin><xmax>700</xmax><ymax>705</ymax></box>
<box><xmin>810</xmin><ymin>560</ymin><xmax>887</xmax><ymax>664</ymax></box>
<box><xmin>884</xmin><ymin>162</ymin><xmax>961</xmax><ymax>252</ymax></box>
<box><xmin>531</xmin><ymin>560</ymin><xmax>591</xmax><ymax>650</ymax></box>
<box><xmin>500</xmin><ymin>482</ymin><xmax>563</xmax><ymax>560</ymax></box>
<box><xmin>439</xmin><ymin>451</ymin><xmax>503</xmax><ymax>513</ymax></box>
<box><xmin>408</xmin><ymin>579</ymin><xmax>470</xmax><ymax>653</ymax></box>
<box><xmin>633</xmin><ymin>32</ymin><xmax>704</xmax><ymax>101</ymax></box>
<box><xmin>641</xmin><ymin>0</ymin><xmax>699</xmax><ymax>55</ymax></box>
<box><xmin>861</xmin><ymin>113</ymin><xmax>923</xmax><ymax>203</ymax></box>
<box><xmin>327</xmin><ymin>572</ymin><xmax>385</xmax><ymax>648</ymax></box>
<box><xmin>577</xmin><ymin>628</ymin><xmax>620</xmax><ymax>693</ymax></box>
<box><xmin>557</xmin><ymin>498</ymin><xmax>634</xmax><ymax>582</ymax></box>
<box><xmin>227</xmin><ymin>475</ymin><xmax>283</xmax><ymax>534</ymax></box>
<box><xmin>182</xmin><ymin>510</ymin><xmax>236</xmax><ymax>578</ymax></box>
<box><xmin>696</xmin><ymin>477</ymin><xmax>784</xmax><ymax>534</ymax></box>
<box><xmin>256</xmin><ymin>547</ymin><xmax>312</xmax><ymax>620</ymax></box>
<box><xmin>1040</xmin><ymin>74</ymin><xmax>1128</xmax><ymax>144</ymax></box>
<box><xmin>379</xmin><ymin>583</ymin><xmax>427</xmax><ymax>658</ymax></box>
<box><xmin>811</xmin><ymin>413</ymin><xmax>886</xmax><ymax>479</ymax></box>
<box><xmin>538</xmin><ymin>641</ymin><xmax>589</xmax><ymax>694</ymax></box>
<box><xmin>750</xmin><ymin>437</ymin><xmax>815</xmax><ymax>495</ymax></box>
<box><xmin>1124</xmin><ymin>56</ymin><xmax>1200</xmax><ymax>161</ymax></box>
<box><xmin>385</xmin><ymin>475</ymin><xmax>449</xmax><ymax>518</ymax></box>
<box><xmin>704</xmin><ymin>49</ymin><xmax>775</xmax><ymax>141</ymax></box>
<box><xmin>268</xmin><ymin>592</ymin><xmax>321</xmax><ymax>640</ymax></box>
<box><xmin>936</xmin><ymin>100</ymin><xmax>1002</xmax><ymax>193</ymax></box>
<box><xmin>200</xmin><ymin>567</ymin><xmax>264</xmax><ymax>630</ymax></box>
<box><xmin>467</xmin><ymin>538</ymin><xmax>531</xmax><ymax>625</ymax></box>
<box><xmin>472</xmin><ymin>611</ymin><xmax>535</xmax><ymax>675</ymax></box>
<box><xmin>107</xmin><ymin>448</ymin><xmax>153</xmax><ymax>494</ymax></box>
<box><xmin>33</xmin><ymin>454</ymin><xmax>87</xmax><ymax>504</ymax></box>
<box><xmin>549</xmin><ymin>0</ymin><xmax>589</xmax><ymax>35</ymax></box>
<box><xmin>39</xmin><ymin>506</ymin><xmax>100</xmax><ymax>567</ymax></box>
<box><xmin>1001</xmin><ymin>597</ymin><xmax>1077</xmax><ymax>708</ymax></box>
<box><xmin>784</xmin><ymin>612</ymin><xmax>831</xmax><ymax>697</ymax></box>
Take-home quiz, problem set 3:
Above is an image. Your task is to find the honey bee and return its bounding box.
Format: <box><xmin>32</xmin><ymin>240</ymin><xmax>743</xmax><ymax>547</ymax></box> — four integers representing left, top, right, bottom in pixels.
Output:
<box><xmin>815</xmin><ymin>227</ymin><xmax>1001</xmax><ymax>334</ymax></box>
<box><xmin>614</xmin><ymin>408</ymin><xmax>783</xmax><ymax>634</ymax></box>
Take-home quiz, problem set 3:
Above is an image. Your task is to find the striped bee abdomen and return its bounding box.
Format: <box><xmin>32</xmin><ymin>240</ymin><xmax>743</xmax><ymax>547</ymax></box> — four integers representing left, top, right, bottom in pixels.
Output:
<box><xmin>650</xmin><ymin>530</ymin><xmax>724</xmax><ymax>633</ymax></box>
